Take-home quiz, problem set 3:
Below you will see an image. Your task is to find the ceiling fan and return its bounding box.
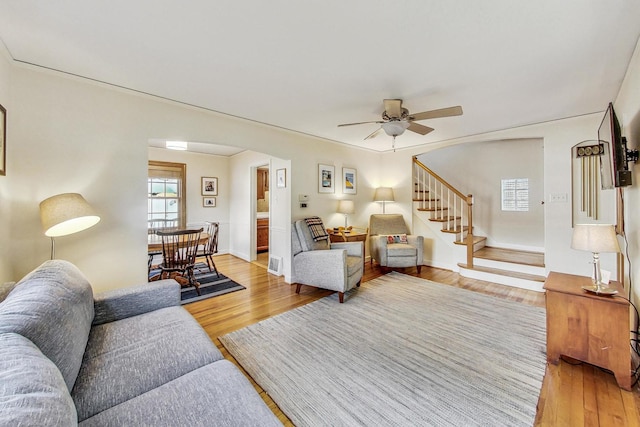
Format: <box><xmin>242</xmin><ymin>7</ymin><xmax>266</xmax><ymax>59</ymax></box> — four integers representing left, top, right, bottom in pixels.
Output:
<box><xmin>338</xmin><ymin>99</ymin><xmax>463</xmax><ymax>149</ymax></box>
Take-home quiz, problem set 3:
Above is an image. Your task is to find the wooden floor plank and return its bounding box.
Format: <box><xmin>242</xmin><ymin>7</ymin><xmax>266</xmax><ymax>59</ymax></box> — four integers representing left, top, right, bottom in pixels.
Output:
<box><xmin>184</xmin><ymin>254</ymin><xmax>640</xmax><ymax>426</ymax></box>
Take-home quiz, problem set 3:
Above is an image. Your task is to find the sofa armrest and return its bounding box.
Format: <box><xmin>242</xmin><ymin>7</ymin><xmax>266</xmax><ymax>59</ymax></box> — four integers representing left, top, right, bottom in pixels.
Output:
<box><xmin>330</xmin><ymin>241</ymin><xmax>364</xmax><ymax>257</ymax></box>
<box><xmin>92</xmin><ymin>279</ymin><xmax>180</xmax><ymax>326</ymax></box>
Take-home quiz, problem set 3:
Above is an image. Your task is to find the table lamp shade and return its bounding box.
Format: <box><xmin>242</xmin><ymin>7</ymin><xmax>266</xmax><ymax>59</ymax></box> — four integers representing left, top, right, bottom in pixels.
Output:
<box><xmin>40</xmin><ymin>193</ymin><xmax>101</xmax><ymax>237</ymax></box>
<box><xmin>571</xmin><ymin>224</ymin><xmax>620</xmax><ymax>254</ymax></box>
<box><xmin>373</xmin><ymin>187</ymin><xmax>395</xmax><ymax>202</ymax></box>
<box><xmin>337</xmin><ymin>200</ymin><xmax>355</xmax><ymax>214</ymax></box>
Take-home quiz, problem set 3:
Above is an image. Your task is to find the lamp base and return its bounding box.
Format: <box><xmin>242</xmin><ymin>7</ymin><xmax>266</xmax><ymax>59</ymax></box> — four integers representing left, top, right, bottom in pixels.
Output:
<box><xmin>581</xmin><ymin>284</ymin><xmax>618</xmax><ymax>295</ymax></box>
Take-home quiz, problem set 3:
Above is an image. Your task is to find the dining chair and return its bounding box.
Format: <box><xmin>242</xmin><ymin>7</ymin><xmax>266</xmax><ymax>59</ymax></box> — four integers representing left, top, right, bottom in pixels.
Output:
<box><xmin>148</xmin><ymin>218</ymin><xmax>178</xmax><ymax>234</ymax></box>
<box><xmin>196</xmin><ymin>221</ymin><xmax>220</xmax><ymax>277</ymax></box>
<box><xmin>156</xmin><ymin>228</ymin><xmax>203</xmax><ymax>295</ymax></box>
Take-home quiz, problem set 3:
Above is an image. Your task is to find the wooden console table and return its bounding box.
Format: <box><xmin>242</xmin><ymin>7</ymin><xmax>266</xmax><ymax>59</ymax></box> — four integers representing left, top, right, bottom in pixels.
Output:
<box><xmin>328</xmin><ymin>231</ymin><xmax>367</xmax><ymax>244</ymax></box>
<box><xmin>544</xmin><ymin>271</ymin><xmax>631</xmax><ymax>390</ymax></box>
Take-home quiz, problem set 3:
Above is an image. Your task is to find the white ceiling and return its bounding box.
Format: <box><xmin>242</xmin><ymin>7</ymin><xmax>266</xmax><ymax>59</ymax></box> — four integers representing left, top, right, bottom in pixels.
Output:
<box><xmin>1</xmin><ymin>1</ymin><xmax>640</xmax><ymax>154</ymax></box>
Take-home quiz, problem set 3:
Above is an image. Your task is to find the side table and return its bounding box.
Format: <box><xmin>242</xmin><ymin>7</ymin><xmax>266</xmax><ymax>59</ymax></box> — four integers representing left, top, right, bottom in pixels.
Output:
<box><xmin>544</xmin><ymin>271</ymin><xmax>631</xmax><ymax>390</ymax></box>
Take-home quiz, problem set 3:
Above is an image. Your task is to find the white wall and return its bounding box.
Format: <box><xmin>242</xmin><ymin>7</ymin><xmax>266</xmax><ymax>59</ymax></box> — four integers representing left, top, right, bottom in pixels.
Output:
<box><xmin>0</xmin><ymin>61</ymin><xmax>383</xmax><ymax>291</ymax></box>
<box><xmin>2</xmin><ymin>45</ymin><xmax>637</xmax><ymax>291</ymax></box>
<box><xmin>381</xmin><ymin>113</ymin><xmax>615</xmax><ymax>278</ymax></box>
<box><xmin>0</xmin><ymin>46</ymin><xmax>13</xmax><ymax>283</ymax></box>
<box><xmin>614</xmin><ymin>35</ymin><xmax>640</xmax><ymax>304</ymax></box>
<box><xmin>417</xmin><ymin>138</ymin><xmax>545</xmax><ymax>250</ymax></box>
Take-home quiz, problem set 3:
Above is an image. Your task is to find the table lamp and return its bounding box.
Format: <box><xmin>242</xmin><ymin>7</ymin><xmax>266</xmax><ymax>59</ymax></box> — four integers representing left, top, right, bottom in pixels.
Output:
<box><xmin>337</xmin><ymin>200</ymin><xmax>355</xmax><ymax>228</ymax></box>
<box><xmin>39</xmin><ymin>193</ymin><xmax>101</xmax><ymax>259</ymax></box>
<box><xmin>374</xmin><ymin>187</ymin><xmax>394</xmax><ymax>213</ymax></box>
<box><xmin>571</xmin><ymin>224</ymin><xmax>621</xmax><ymax>294</ymax></box>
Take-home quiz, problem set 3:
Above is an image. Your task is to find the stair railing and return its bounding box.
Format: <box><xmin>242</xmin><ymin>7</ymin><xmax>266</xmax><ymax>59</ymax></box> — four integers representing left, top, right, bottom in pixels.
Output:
<box><xmin>413</xmin><ymin>156</ymin><xmax>475</xmax><ymax>267</ymax></box>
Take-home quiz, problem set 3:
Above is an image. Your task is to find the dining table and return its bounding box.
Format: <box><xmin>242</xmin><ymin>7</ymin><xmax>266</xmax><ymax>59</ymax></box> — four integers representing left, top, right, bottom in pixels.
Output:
<box><xmin>147</xmin><ymin>231</ymin><xmax>210</xmax><ymax>252</ymax></box>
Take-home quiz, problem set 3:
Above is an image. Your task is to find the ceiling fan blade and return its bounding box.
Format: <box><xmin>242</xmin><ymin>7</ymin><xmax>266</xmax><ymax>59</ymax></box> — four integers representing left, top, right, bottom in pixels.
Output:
<box><xmin>408</xmin><ymin>122</ymin><xmax>435</xmax><ymax>135</ymax></box>
<box><xmin>409</xmin><ymin>106</ymin><xmax>463</xmax><ymax>121</ymax></box>
<box><xmin>364</xmin><ymin>127</ymin><xmax>383</xmax><ymax>140</ymax></box>
<box><xmin>338</xmin><ymin>120</ymin><xmax>383</xmax><ymax>127</ymax></box>
<box><xmin>383</xmin><ymin>99</ymin><xmax>403</xmax><ymax>118</ymax></box>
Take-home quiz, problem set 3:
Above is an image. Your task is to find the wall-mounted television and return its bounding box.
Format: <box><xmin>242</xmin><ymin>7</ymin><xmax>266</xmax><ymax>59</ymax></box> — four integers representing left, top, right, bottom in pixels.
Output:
<box><xmin>599</xmin><ymin>102</ymin><xmax>637</xmax><ymax>188</ymax></box>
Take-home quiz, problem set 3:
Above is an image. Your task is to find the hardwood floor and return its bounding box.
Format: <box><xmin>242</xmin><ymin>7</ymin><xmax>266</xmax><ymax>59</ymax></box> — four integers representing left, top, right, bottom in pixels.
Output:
<box><xmin>185</xmin><ymin>254</ymin><xmax>640</xmax><ymax>426</ymax></box>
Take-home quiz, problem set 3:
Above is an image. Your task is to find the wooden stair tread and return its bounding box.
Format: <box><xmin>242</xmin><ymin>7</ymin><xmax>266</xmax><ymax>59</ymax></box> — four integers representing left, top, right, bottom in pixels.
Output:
<box><xmin>453</xmin><ymin>236</ymin><xmax>486</xmax><ymax>246</ymax></box>
<box><xmin>413</xmin><ymin>198</ymin><xmax>439</xmax><ymax>202</ymax></box>
<box><xmin>441</xmin><ymin>226</ymin><xmax>468</xmax><ymax>234</ymax></box>
<box><xmin>430</xmin><ymin>216</ymin><xmax>461</xmax><ymax>222</ymax></box>
<box><xmin>474</xmin><ymin>246</ymin><xmax>545</xmax><ymax>268</ymax></box>
<box><xmin>417</xmin><ymin>207</ymin><xmax>448</xmax><ymax>212</ymax></box>
<box><xmin>457</xmin><ymin>263</ymin><xmax>546</xmax><ymax>282</ymax></box>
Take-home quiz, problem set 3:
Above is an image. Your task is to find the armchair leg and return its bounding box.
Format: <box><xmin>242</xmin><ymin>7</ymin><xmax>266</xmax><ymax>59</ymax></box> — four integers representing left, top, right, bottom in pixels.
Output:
<box><xmin>295</xmin><ymin>283</ymin><xmax>302</xmax><ymax>294</ymax></box>
<box><xmin>417</xmin><ymin>265</ymin><xmax>422</xmax><ymax>274</ymax></box>
<box><xmin>338</xmin><ymin>292</ymin><xmax>344</xmax><ymax>303</ymax></box>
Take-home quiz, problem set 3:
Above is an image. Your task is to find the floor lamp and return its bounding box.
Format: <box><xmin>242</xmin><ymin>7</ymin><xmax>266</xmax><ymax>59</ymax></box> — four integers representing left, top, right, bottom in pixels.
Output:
<box><xmin>39</xmin><ymin>193</ymin><xmax>101</xmax><ymax>259</ymax></box>
<box><xmin>374</xmin><ymin>187</ymin><xmax>394</xmax><ymax>213</ymax></box>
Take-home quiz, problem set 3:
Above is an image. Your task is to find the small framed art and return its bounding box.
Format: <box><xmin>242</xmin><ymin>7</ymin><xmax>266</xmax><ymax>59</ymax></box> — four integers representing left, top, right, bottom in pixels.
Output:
<box><xmin>318</xmin><ymin>164</ymin><xmax>335</xmax><ymax>193</ymax></box>
<box><xmin>203</xmin><ymin>197</ymin><xmax>216</xmax><ymax>207</ymax></box>
<box><xmin>201</xmin><ymin>177</ymin><xmax>218</xmax><ymax>196</ymax></box>
<box><xmin>276</xmin><ymin>168</ymin><xmax>286</xmax><ymax>188</ymax></box>
<box><xmin>342</xmin><ymin>167</ymin><xmax>357</xmax><ymax>194</ymax></box>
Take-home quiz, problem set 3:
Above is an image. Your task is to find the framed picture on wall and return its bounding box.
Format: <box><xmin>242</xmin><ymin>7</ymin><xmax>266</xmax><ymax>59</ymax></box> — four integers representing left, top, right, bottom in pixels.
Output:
<box><xmin>342</xmin><ymin>167</ymin><xmax>357</xmax><ymax>194</ymax></box>
<box><xmin>318</xmin><ymin>164</ymin><xmax>335</xmax><ymax>193</ymax></box>
<box><xmin>276</xmin><ymin>168</ymin><xmax>286</xmax><ymax>188</ymax></box>
<box><xmin>203</xmin><ymin>197</ymin><xmax>216</xmax><ymax>207</ymax></box>
<box><xmin>0</xmin><ymin>103</ymin><xmax>6</xmax><ymax>176</ymax></box>
<box><xmin>201</xmin><ymin>177</ymin><xmax>218</xmax><ymax>196</ymax></box>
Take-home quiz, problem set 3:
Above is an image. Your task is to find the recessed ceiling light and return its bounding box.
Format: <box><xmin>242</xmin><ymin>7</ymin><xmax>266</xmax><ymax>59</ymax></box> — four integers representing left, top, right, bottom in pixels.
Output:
<box><xmin>166</xmin><ymin>140</ymin><xmax>188</xmax><ymax>150</ymax></box>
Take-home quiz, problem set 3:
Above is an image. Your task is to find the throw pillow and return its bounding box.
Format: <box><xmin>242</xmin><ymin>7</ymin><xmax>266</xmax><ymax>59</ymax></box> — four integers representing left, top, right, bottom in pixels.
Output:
<box><xmin>386</xmin><ymin>234</ymin><xmax>408</xmax><ymax>244</ymax></box>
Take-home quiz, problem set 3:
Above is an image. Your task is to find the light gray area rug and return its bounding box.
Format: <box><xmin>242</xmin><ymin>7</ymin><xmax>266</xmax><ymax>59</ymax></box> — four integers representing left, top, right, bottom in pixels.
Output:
<box><xmin>220</xmin><ymin>272</ymin><xmax>547</xmax><ymax>426</ymax></box>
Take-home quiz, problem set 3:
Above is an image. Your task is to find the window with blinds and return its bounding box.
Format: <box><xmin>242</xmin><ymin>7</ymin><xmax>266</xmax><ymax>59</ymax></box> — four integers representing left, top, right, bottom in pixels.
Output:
<box><xmin>148</xmin><ymin>161</ymin><xmax>186</xmax><ymax>231</ymax></box>
<box><xmin>501</xmin><ymin>178</ymin><xmax>529</xmax><ymax>212</ymax></box>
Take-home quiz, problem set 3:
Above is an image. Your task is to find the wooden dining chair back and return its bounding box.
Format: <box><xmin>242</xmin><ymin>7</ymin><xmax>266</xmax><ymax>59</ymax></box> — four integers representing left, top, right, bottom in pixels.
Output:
<box><xmin>196</xmin><ymin>222</ymin><xmax>220</xmax><ymax>277</ymax></box>
<box><xmin>156</xmin><ymin>228</ymin><xmax>203</xmax><ymax>295</ymax></box>
<box><xmin>148</xmin><ymin>218</ymin><xmax>178</xmax><ymax>234</ymax></box>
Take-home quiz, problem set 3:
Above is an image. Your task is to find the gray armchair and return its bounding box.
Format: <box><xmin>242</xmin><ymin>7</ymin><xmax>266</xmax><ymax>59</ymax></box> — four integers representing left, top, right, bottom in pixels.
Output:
<box><xmin>369</xmin><ymin>214</ymin><xmax>423</xmax><ymax>273</ymax></box>
<box><xmin>291</xmin><ymin>218</ymin><xmax>364</xmax><ymax>303</ymax></box>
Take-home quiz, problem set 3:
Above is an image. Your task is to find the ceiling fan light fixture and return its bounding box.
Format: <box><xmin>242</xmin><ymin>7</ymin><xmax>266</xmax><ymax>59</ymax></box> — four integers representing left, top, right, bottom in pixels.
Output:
<box><xmin>381</xmin><ymin>121</ymin><xmax>410</xmax><ymax>137</ymax></box>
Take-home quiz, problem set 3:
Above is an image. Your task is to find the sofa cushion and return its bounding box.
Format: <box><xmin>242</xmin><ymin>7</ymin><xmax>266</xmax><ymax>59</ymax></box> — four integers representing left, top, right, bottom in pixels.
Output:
<box><xmin>79</xmin><ymin>360</ymin><xmax>281</xmax><ymax>427</ymax></box>
<box><xmin>72</xmin><ymin>306</ymin><xmax>224</xmax><ymax>421</ymax></box>
<box><xmin>0</xmin><ymin>260</ymin><xmax>94</xmax><ymax>391</ymax></box>
<box><xmin>0</xmin><ymin>333</ymin><xmax>77</xmax><ymax>426</ymax></box>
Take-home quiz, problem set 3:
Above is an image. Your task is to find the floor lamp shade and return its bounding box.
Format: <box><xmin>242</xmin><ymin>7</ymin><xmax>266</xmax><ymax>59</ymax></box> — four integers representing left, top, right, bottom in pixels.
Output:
<box><xmin>374</xmin><ymin>187</ymin><xmax>394</xmax><ymax>213</ymax></box>
<box><xmin>40</xmin><ymin>193</ymin><xmax>101</xmax><ymax>237</ymax></box>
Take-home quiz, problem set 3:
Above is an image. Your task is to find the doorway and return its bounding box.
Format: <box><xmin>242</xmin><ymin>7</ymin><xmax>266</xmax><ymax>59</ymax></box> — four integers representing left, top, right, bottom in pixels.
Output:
<box><xmin>255</xmin><ymin>165</ymin><xmax>269</xmax><ymax>268</ymax></box>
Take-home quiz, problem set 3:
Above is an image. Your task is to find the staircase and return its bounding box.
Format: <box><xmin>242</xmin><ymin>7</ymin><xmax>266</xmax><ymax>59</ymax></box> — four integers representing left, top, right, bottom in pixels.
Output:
<box><xmin>413</xmin><ymin>157</ymin><xmax>546</xmax><ymax>292</ymax></box>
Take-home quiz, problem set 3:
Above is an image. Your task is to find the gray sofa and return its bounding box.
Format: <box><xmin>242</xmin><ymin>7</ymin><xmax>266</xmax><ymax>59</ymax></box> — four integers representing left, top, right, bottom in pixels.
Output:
<box><xmin>0</xmin><ymin>260</ymin><xmax>281</xmax><ymax>426</ymax></box>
